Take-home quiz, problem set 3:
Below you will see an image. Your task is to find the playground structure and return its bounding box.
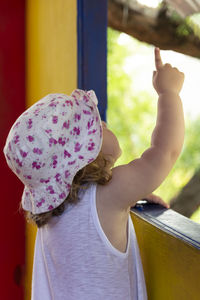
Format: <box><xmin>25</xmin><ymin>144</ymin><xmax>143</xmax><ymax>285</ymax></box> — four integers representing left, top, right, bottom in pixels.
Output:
<box><xmin>0</xmin><ymin>1</ymin><xmax>200</xmax><ymax>299</ymax></box>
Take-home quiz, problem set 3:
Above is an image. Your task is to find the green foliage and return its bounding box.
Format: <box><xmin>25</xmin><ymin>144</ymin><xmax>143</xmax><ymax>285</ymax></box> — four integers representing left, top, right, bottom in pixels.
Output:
<box><xmin>165</xmin><ymin>9</ymin><xmax>199</xmax><ymax>38</ymax></box>
<box><xmin>179</xmin><ymin>116</ymin><xmax>200</xmax><ymax>172</ymax></box>
<box><xmin>169</xmin><ymin>11</ymin><xmax>184</xmax><ymax>23</ymax></box>
<box><xmin>186</xmin><ymin>14</ymin><xmax>200</xmax><ymax>39</ymax></box>
<box><xmin>107</xmin><ymin>28</ymin><xmax>200</xmax><ymax>224</ymax></box>
<box><xmin>170</xmin><ymin>11</ymin><xmax>200</xmax><ymax>39</ymax></box>
<box><xmin>107</xmin><ymin>28</ymin><xmax>156</xmax><ymax>165</ymax></box>
<box><xmin>176</xmin><ymin>23</ymin><xmax>193</xmax><ymax>37</ymax></box>
<box><xmin>169</xmin><ymin>12</ymin><xmax>193</xmax><ymax>38</ymax></box>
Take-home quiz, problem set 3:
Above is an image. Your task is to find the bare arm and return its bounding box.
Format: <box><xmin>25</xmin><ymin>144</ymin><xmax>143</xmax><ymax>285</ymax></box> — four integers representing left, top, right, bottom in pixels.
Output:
<box><xmin>99</xmin><ymin>48</ymin><xmax>185</xmax><ymax>210</ymax></box>
<box><xmin>151</xmin><ymin>48</ymin><xmax>184</xmax><ymax>157</ymax></box>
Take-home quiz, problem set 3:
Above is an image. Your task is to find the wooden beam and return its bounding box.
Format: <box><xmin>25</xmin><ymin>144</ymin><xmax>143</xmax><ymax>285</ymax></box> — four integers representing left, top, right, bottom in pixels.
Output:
<box><xmin>108</xmin><ymin>0</ymin><xmax>200</xmax><ymax>58</ymax></box>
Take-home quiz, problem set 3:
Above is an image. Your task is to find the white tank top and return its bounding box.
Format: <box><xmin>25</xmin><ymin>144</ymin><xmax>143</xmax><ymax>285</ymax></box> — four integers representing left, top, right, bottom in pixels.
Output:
<box><xmin>31</xmin><ymin>184</ymin><xmax>147</xmax><ymax>300</ymax></box>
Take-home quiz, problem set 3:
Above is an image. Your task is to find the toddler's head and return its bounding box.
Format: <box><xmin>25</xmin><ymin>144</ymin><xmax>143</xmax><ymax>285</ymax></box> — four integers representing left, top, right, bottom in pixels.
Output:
<box><xmin>4</xmin><ymin>89</ymin><xmax>104</xmax><ymax>217</ymax></box>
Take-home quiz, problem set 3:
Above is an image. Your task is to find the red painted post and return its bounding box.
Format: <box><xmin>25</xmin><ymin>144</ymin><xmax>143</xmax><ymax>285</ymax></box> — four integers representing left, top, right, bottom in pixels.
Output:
<box><xmin>0</xmin><ymin>1</ymin><xmax>26</xmax><ymax>299</ymax></box>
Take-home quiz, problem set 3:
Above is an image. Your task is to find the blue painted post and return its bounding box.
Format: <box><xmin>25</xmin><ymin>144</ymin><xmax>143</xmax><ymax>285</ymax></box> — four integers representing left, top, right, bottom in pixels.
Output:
<box><xmin>77</xmin><ymin>0</ymin><xmax>107</xmax><ymax>121</ymax></box>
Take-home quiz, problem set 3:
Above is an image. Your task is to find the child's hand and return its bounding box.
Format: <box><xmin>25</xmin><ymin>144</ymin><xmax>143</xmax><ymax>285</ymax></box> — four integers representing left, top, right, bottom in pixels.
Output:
<box><xmin>153</xmin><ymin>48</ymin><xmax>184</xmax><ymax>95</ymax></box>
<box><xmin>142</xmin><ymin>193</ymin><xmax>170</xmax><ymax>209</ymax></box>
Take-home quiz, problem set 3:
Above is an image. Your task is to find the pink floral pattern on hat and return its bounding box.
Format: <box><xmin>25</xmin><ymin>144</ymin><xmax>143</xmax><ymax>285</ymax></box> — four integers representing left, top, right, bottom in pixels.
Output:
<box><xmin>3</xmin><ymin>89</ymin><xmax>102</xmax><ymax>214</ymax></box>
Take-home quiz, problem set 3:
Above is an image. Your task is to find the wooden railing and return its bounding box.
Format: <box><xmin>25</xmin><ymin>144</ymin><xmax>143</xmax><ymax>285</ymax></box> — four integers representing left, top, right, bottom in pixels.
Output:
<box><xmin>130</xmin><ymin>202</ymin><xmax>200</xmax><ymax>300</ymax></box>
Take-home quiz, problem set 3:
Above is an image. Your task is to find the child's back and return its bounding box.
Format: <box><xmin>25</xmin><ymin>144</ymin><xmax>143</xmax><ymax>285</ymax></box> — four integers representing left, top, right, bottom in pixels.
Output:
<box><xmin>32</xmin><ymin>184</ymin><xmax>146</xmax><ymax>299</ymax></box>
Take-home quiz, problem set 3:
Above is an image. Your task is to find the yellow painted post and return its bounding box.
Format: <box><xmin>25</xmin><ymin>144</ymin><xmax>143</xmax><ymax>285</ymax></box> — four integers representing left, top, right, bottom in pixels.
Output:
<box><xmin>25</xmin><ymin>1</ymin><xmax>77</xmax><ymax>298</ymax></box>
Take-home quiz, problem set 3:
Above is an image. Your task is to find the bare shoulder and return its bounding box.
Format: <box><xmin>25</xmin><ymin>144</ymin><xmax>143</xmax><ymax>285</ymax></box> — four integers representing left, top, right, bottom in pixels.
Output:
<box><xmin>97</xmin><ymin>146</ymin><xmax>175</xmax><ymax>211</ymax></box>
<box><xmin>96</xmin><ymin>164</ymin><xmax>139</xmax><ymax>213</ymax></box>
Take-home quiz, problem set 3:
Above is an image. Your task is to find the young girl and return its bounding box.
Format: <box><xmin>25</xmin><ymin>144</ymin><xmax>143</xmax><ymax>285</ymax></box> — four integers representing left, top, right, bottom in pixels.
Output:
<box><xmin>4</xmin><ymin>48</ymin><xmax>184</xmax><ymax>299</ymax></box>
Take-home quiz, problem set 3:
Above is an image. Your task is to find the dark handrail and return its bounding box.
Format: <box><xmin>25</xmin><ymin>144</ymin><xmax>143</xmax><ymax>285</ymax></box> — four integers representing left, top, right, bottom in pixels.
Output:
<box><xmin>131</xmin><ymin>201</ymin><xmax>200</xmax><ymax>249</ymax></box>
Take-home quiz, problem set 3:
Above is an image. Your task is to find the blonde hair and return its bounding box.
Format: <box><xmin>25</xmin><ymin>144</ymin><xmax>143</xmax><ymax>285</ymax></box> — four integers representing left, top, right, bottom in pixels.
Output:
<box><xmin>25</xmin><ymin>152</ymin><xmax>113</xmax><ymax>227</ymax></box>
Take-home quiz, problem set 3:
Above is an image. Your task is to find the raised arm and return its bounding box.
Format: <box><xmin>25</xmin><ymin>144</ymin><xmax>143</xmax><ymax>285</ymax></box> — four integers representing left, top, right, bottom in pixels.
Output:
<box><xmin>151</xmin><ymin>48</ymin><xmax>185</xmax><ymax>155</ymax></box>
<box><xmin>101</xmin><ymin>48</ymin><xmax>185</xmax><ymax>210</ymax></box>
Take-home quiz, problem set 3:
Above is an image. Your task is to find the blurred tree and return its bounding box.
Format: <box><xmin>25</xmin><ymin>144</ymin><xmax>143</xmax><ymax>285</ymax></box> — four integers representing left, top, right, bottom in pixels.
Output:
<box><xmin>170</xmin><ymin>169</ymin><xmax>200</xmax><ymax>218</ymax></box>
<box><xmin>107</xmin><ymin>28</ymin><xmax>156</xmax><ymax>165</ymax></box>
<box><xmin>169</xmin><ymin>116</ymin><xmax>200</xmax><ymax>217</ymax></box>
<box><xmin>107</xmin><ymin>27</ymin><xmax>200</xmax><ymax>219</ymax></box>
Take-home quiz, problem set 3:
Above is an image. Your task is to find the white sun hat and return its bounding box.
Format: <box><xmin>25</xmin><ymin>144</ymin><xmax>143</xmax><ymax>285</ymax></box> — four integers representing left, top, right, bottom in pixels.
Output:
<box><xmin>3</xmin><ymin>89</ymin><xmax>102</xmax><ymax>214</ymax></box>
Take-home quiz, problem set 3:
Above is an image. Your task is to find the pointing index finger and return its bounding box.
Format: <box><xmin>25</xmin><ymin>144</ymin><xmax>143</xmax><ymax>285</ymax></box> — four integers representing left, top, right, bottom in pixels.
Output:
<box><xmin>155</xmin><ymin>47</ymin><xmax>163</xmax><ymax>70</ymax></box>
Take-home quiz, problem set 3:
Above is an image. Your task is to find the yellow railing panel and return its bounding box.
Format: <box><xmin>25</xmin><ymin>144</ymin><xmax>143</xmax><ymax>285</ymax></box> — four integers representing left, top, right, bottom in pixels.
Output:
<box><xmin>131</xmin><ymin>211</ymin><xmax>200</xmax><ymax>300</ymax></box>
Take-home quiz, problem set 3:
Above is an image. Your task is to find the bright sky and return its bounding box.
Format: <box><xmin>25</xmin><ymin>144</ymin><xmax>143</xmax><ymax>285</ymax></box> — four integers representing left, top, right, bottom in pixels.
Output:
<box><xmin>117</xmin><ymin>33</ymin><xmax>200</xmax><ymax>120</ymax></box>
<box><xmin>137</xmin><ymin>0</ymin><xmax>162</xmax><ymax>7</ymax></box>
